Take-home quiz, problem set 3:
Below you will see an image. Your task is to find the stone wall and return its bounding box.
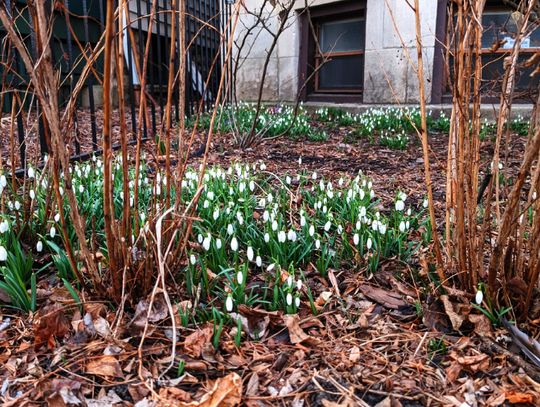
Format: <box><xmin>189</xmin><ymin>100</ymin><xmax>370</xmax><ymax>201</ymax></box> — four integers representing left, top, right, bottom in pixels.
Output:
<box><xmin>234</xmin><ymin>0</ymin><xmax>440</xmax><ymax>104</ymax></box>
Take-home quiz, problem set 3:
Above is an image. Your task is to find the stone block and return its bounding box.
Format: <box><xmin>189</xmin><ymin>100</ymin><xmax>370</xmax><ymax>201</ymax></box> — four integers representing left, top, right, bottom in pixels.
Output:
<box><xmin>236</xmin><ymin>57</ymin><xmax>279</xmax><ymax>101</ymax></box>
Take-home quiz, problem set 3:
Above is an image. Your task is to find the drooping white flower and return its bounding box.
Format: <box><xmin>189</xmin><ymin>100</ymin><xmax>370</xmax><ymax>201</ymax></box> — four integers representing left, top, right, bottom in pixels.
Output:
<box><xmin>256</xmin><ymin>255</ymin><xmax>262</xmax><ymax>267</ymax></box>
<box><xmin>27</xmin><ymin>167</ymin><xmax>35</xmax><ymax>179</ymax></box>
<box><xmin>36</xmin><ymin>241</ymin><xmax>43</xmax><ymax>253</ymax></box>
<box><xmin>406</xmin><ymin>220</ymin><xmax>410</xmax><ymax>230</ymax></box>
<box><xmin>0</xmin><ymin>246</ymin><xmax>7</xmax><ymax>261</ymax></box>
<box><xmin>231</xmin><ymin>237</ymin><xmax>239</xmax><ymax>252</ymax></box>
<box><xmin>236</xmin><ymin>212</ymin><xmax>244</xmax><ymax>225</ymax></box>
<box><xmin>324</xmin><ymin>221</ymin><xmax>331</xmax><ymax>232</ymax></box>
<box><xmin>286</xmin><ymin>292</ymin><xmax>293</xmax><ymax>306</ymax></box>
<box><xmin>423</xmin><ymin>199</ymin><xmax>429</xmax><ymax>208</ymax></box>
<box><xmin>312</xmin><ymin>172</ymin><xmax>317</xmax><ymax>180</ymax></box>
<box><xmin>29</xmin><ymin>190</ymin><xmax>35</xmax><ymax>200</ymax></box>
<box><xmin>395</xmin><ymin>200</ymin><xmax>405</xmax><ymax>211</ymax></box>
<box><xmin>278</xmin><ymin>231</ymin><xmax>286</xmax><ymax>243</ymax></box>
<box><xmin>225</xmin><ymin>295</ymin><xmax>234</xmax><ymax>312</ymax></box>
<box><xmin>54</xmin><ymin>213</ymin><xmax>61</xmax><ymax>223</ymax></box>
<box><xmin>237</xmin><ymin>271</ymin><xmax>244</xmax><ymax>285</ymax></box>
<box><xmin>475</xmin><ymin>290</ymin><xmax>483</xmax><ymax>305</ymax></box>
<box><xmin>14</xmin><ymin>201</ymin><xmax>21</xmax><ymax>211</ymax></box>
<box><xmin>0</xmin><ymin>220</ymin><xmax>8</xmax><ymax>234</ymax></box>
<box><xmin>216</xmin><ymin>238</ymin><xmax>223</xmax><ymax>250</ymax></box>
<box><xmin>379</xmin><ymin>223</ymin><xmax>387</xmax><ymax>235</ymax></box>
<box><xmin>247</xmin><ymin>246</ymin><xmax>254</xmax><ymax>262</ymax></box>
<box><xmin>287</xmin><ymin>229</ymin><xmax>297</xmax><ymax>242</ymax></box>
<box><xmin>353</xmin><ymin>233</ymin><xmax>360</xmax><ymax>246</ymax></box>
<box><xmin>203</xmin><ymin>235</ymin><xmax>211</xmax><ymax>251</ymax></box>
<box><xmin>0</xmin><ymin>175</ymin><xmax>6</xmax><ymax>188</ymax></box>
<box><xmin>267</xmin><ymin>263</ymin><xmax>275</xmax><ymax>272</ymax></box>
<box><xmin>407</xmin><ymin>208</ymin><xmax>412</xmax><ymax>216</ymax></box>
<box><xmin>263</xmin><ymin>211</ymin><xmax>270</xmax><ymax>222</ymax></box>
<box><xmin>309</xmin><ymin>224</ymin><xmax>315</xmax><ymax>237</ymax></box>
<box><xmin>50</xmin><ymin>226</ymin><xmax>56</xmax><ymax>238</ymax></box>
<box><xmin>295</xmin><ymin>296</ymin><xmax>301</xmax><ymax>308</ymax></box>
<box><xmin>337</xmin><ymin>225</ymin><xmax>343</xmax><ymax>234</ymax></box>
<box><xmin>315</xmin><ymin>239</ymin><xmax>321</xmax><ymax>249</ymax></box>
<box><xmin>197</xmin><ymin>234</ymin><xmax>203</xmax><ymax>244</ymax></box>
<box><xmin>399</xmin><ymin>221</ymin><xmax>406</xmax><ymax>233</ymax></box>
<box><xmin>264</xmin><ymin>233</ymin><xmax>270</xmax><ymax>243</ymax></box>
<box><xmin>190</xmin><ymin>254</ymin><xmax>197</xmax><ymax>265</ymax></box>
<box><xmin>272</xmin><ymin>220</ymin><xmax>278</xmax><ymax>231</ymax></box>
<box><xmin>227</xmin><ymin>224</ymin><xmax>234</xmax><ymax>235</ymax></box>
<box><xmin>300</xmin><ymin>215</ymin><xmax>306</xmax><ymax>227</ymax></box>
<box><xmin>296</xmin><ymin>279</ymin><xmax>302</xmax><ymax>290</ymax></box>
<box><xmin>213</xmin><ymin>208</ymin><xmax>220</xmax><ymax>220</ymax></box>
<box><xmin>285</xmin><ymin>176</ymin><xmax>291</xmax><ymax>185</ymax></box>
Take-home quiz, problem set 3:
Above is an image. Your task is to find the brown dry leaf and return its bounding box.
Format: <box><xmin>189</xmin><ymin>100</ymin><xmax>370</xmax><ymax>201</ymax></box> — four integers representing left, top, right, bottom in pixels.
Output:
<box><xmin>245</xmin><ymin>372</ymin><xmax>259</xmax><ymax>396</ymax></box>
<box><xmin>468</xmin><ymin>313</ymin><xmax>493</xmax><ymax>337</ymax></box>
<box><xmin>440</xmin><ymin>295</ymin><xmax>465</xmax><ymax>331</ymax></box>
<box><xmin>86</xmin><ymin>355</ymin><xmax>124</xmax><ymax>378</ymax></box>
<box><xmin>284</xmin><ymin>314</ymin><xmax>320</xmax><ymax>345</ymax></box>
<box><xmin>167</xmin><ymin>372</ymin><xmax>242</xmax><ymax>407</ymax></box>
<box><xmin>446</xmin><ymin>361</ymin><xmax>462</xmax><ymax>383</ymax></box>
<box><xmin>184</xmin><ymin>325</ymin><xmax>213</xmax><ymax>358</ymax></box>
<box><xmin>359</xmin><ymin>285</ymin><xmax>407</xmax><ymax>310</ymax></box>
<box><xmin>456</xmin><ymin>353</ymin><xmax>490</xmax><ymax>371</ymax></box>
<box><xmin>327</xmin><ymin>269</ymin><xmax>341</xmax><ymax>297</ymax></box>
<box><xmin>34</xmin><ymin>306</ymin><xmax>70</xmax><ymax>350</ymax></box>
<box><xmin>505</xmin><ymin>391</ymin><xmax>535</xmax><ymax>404</ymax></box>
<box><xmin>130</xmin><ymin>293</ymin><xmax>169</xmax><ymax>332</ymax></box>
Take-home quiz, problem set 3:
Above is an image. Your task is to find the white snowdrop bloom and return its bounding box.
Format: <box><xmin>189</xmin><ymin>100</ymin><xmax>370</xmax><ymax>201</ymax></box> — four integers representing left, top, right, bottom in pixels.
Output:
<box><xmin>29</xmin><ymin>189</ymin><xmax>35</xmax><ymax>200</ymax></box>
<box><xmin>315</xmin><ymin>239</ymin><xmax>321</xmax><ymax>249</ymax></box>
<box><xmin>215</xmin><ymin>238</ymin><xmax>222</xmax><ymax>250</ymax></box>
<box><xmin>190</xmin><ymin>254</ymin><xmax>197</xmax><ymax>265</ymax></box>
<box><xmin>399</xmin><ymin>221</ymin><xmax>406</xmax><ymax>233</ymax></box>
<box><xmin>324</xmin><ymin>221</ymin><xmax>331</xmax><ymax>232</ymax></box>
<box><xmin>300</xmin><ymin>215</ymin><xmax>306</xmax><ymax>227</ymax></box>
<box><xmin>36</xmin><ymin>241</ymin><xmax>43</xmax><ymax>253</ymax></box>
<box><xmin>237</xmin><ymin>271</ymin><xmax>244</xmax><ymax>285</ymax></box>
<box><xmin>423</xmin><ymin>199</ymin><xmax>429</xmax><ymax>208</ymax></box>
<box><xmin>395</xmin><ymin>200</ymin><xmax>405</xmax><ymax>211</ymax></box>
<box><xmin>79</xmin><ymin>184</ymin><xmax>84</xmax><ymax>194</ymax></box>
<box><xmin>203</xmin><ymin>200</ymin><xmax>210</xmax><ymax>209</ymax></box>
<box><xmin>229</xmin><ymin>187</ymin><xmax>234</xmax><ymax>195</ymax></box>
<box><xmin>295</xmin><ymin>296</ymin><xmax>301</xmax><ymax>308</ymax></box>
<box><xmin>353</xmin><ymin>233</ymin><xmax>360</xmax><ymax>246</ymax></box>
<box><xmin>287</xmin><ymin>229</ymin><xmax>297</xmax><ymax>241</ymax></box>
<box><xmin>298</xmin><ymin>157</ymin><xmax>303</xmax><ymax>165</ymax></box>
<box><xmin>267</xmin><ymin>193</ymin><xmax>273</xmax><ymax>203</ymax></box>
<box><xmin>407</xmin><ymin>208</ymin><xmax>412</xmax><ymax>216</ymax></box>
<box><xmin>406</xmin><ymin>220</ymin><xmax>410</xmax><ymax>230</ymax></box>
<box><xmin>366</xmin><ymin>237</ymin><xmax>373</xmax><ymax>250</ymax></box>
<box><xmin>203</xmin><ymin>235</ymin><xmax>211</xmax><ymax>251</ymax></box>
<box><xmin>337</xmin><ymin>225</ymin><xmax>343</xmax><ymax>234</ymax></box>
<box><xmin>367</xmin><ymin>181</ymin><xmax>373</xmax><ymax>189</ymax></box>
<box><xmin>264</xmin><ymin>233</ymin><xmax>270</xmax><ymax>243</ymax></box>
<box><xmin>259</xmin><ymin>198</ymin><xmax>266</xmax><ymax>208</ymax></box>
<box><xmin>0</xmin><ymin>175</ymin><xmax>7</xmax><ymax>188</ymax></box>
<box><xmin>256</xmin><ymin>255</ymin><xmax>262</xmax><ymax>267</ymax></box>
<box><xmin>231</xmin><ymin>237</ymin><xmax>239</xmax><ymax>252</ymax></box>
<box><xmin>227</xmin><ymin>224</ymin><xmax>234</xmax><ymax>235</ymax></box>
<box><xmin>225</xmin><ymin>295</ymin><xmax>234</xmax><ymax>312</ymax></box>
<box><xmin>197</xmin><ymin>234</ymin><xmax>203</xmax><ymax>244</ymax></box>
<box><xmin>0</xmin><ymin>221</ymin><xmax>8</xmax><ymax>234</ymax></box>
<box><xmin>327</xmin><ymin>190</ymin><xmax>334</xmax><ymax>199</ymax></box>
<box><xmin>338</xmin><ymin>177</ymin><xmax>344</xmax><ymax>187</ymax></box>
<box><xmin>247</xmin><ymin>246</ymin><xmax>254</xmax><ymax>262</ymax></box>
<box><xmin>272</xmin><ymin>220</ymin><xmax>278</xmax><ymax>231</ymax></box>
<box><xmin>399</xmin><ymin>192</ymin><xmax>407</xmax><ymax>201</ymax></box>
<box><xmin>14</xmin><ymin>201</ymin><xmax>21</xmax><ymax>211</ymax></box>
<box><xmin>379</xmin><ymin>223</ymin><xmax>387</xmax><ymax>235</ymax></box>
<box><xmin>278</xmin><ymin>231</ymin><xmax>286</xmax><ymax>243</ymax></box>
<box><xmin>267</xmin><ymin>263</ymin><xmax>275</xmax><ymax>272</ymax></box>
<box><xmin>319</xmin><ymin>180</ymin><xmax>325</xmax><ymax>191</ymax></box>
<box><xmin>207</xmin><ymin>191</ymin><xmax>215</xmax><ymax>201</ymax></box>
<box><xmin>309</xmin><ymin>224</ymin><xmax>315</xmax><ymax>237</ymax></box>
<box><xmin>287</xmin><ymin>275</ymin><xmax>293</xmax><ymax>287</ymax></box>
<box><xmin>236</xmin><ymin>212</ymin><xmax>244</xmax><ymax>225</ymax></box>
<box><xmin>285</xmin><ymin>176</ymin><xmax>291</xmax><ymax>185</ymax></box>
<box><xmin>370</xmin><ymin>190</ymin><xmax>375</xmax><ymax>199</ymax></box>
<box><xmin>296</xmin><ymin>280</ymin><xmax>303</xmax><ymax>291</ymax></box>
<box><xmin>260</xmin><ymin>163</ymin><xmax>267</xmax><ymax>171</ymax></box>
<box><xmin>262</xmin><ymin>210</ymin><xmax>270</xmax><ymax>223</ymax></box>
<box><xmin>27</xmin><ymin>167</ymin><xmax>35</xmax><ymax>179</ymax></box>
<box><xmin>359</xmin><ymin>189</ymin><xmax>365</xmax><ymax>200</ymax></box>
<box><xmin>0</xmin><ymin>246</ymin><xmax>7</xmax><ymax>261</ymax></box>
<box><xmin>286</xmin><ymin>292</ymin><xmax>293</xmax><ymax>306</ymax></box>
<box><xmin>312</xmin><ymin>172</ymin><xmax>318</xmax><ymax>180</ymax></box>
<box><xmin>371</xmin><ymin>220</ymin><xmax>379</xmax><ymax>231</ymax></box>
<box><xmin>475</xmin><ymin>290</ymin><xmax>483</xmax><ymax>305</ymax></box>
<box><xmin>212</xmin><ymin>208</ymin><xmax>220</xmax><ymax>221</ymax></box>
<box><xmin>533</xmin><ymin>191</ymin><xmax>537</xmax><ymax>200</ymax></box>
<box><xmin>356</xmin><ymin>220</ymin><xmax>361</xmax><ymax>230</ymax></box>
<box><xmin>239</xmin><ymin>182</ymin><xmax>246</xmax><ymax>193</ymax></box>
<box><xmin>50</xmin><ymin>226</ymin><xmax>57</xmax><ymax>239</ymax></box>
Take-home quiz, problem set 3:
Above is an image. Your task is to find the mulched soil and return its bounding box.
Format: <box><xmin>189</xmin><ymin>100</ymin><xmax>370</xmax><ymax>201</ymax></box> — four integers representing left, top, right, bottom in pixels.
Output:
<box><xmin>1</xmin><ymin>114</ymin><xmax>539</xmax><ymax>406</ymax></box>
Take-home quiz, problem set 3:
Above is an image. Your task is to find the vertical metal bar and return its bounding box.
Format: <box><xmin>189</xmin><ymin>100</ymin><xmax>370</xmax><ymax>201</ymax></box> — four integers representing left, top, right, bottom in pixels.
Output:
<box><xmin>82</xmin><ymin>0</ymin><xmax>98</xmax><ymax>151</ymax></box>
<box><xmin>155</xmin><ymin>0</ymin><xmax>164</xmax><ymax>120</ymax></box>
<box><xmin>193</xmin><ymin>0</ymin><xmax>201</xmax><ymax>112</ymax></box>
<box><xmin>135</xmin><ymin>0</ymin><xmax>148</xmax><ymax>139</ymax></box>
<box><xmin>146</xmin><ymin>0</ymin><xmax>157</xmax><ymax>135</ymax></box>
<box><xmin>174</xmin><ymin>0</ymin><xmax>181</xmax><ymax>122</ymax></box>
<box><xmin>123</xmin><ymin>4</ymin><xmax>138</xmax><ymax>139</ymax></box>
<box><xmin>185</xmin><ymin>0</ymin><xmax>194</xmax><ymax>115</ymax></box>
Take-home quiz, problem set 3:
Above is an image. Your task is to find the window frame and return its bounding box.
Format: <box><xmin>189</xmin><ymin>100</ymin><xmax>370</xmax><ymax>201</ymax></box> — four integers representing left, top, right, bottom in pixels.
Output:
<box><xmin>298</xmin><ymin>1</ymin><xmax>366</xmax><ymax>103</ymax></box>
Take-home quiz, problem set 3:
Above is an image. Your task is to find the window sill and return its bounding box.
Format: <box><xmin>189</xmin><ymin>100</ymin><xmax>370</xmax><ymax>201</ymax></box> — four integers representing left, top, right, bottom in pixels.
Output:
<box><xmin>306</xmin><ymin>93</ymin><xmax>363</xmax><ymax>103</ymax></box>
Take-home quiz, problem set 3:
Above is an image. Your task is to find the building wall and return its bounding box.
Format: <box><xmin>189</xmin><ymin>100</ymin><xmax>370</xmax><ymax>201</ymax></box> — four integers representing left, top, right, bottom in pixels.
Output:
<box><xmin>234</xmin><ymin>0</ymin><xmax>440</xmax><ymax>104</ymax></box>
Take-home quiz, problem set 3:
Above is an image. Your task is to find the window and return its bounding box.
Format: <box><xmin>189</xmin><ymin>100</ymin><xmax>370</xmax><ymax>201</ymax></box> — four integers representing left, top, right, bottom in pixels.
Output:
<box><xmin>299</xmin><ymin>1</ymin><xmax>366</xmax><ymax>102</ymax></box>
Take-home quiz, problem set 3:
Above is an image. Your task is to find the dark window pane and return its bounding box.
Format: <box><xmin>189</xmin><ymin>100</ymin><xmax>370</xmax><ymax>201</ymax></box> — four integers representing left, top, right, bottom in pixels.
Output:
<box><xmin>482</xmin><ymin>11</ymin><xmax>540</xmax><ymax>49</ymax></box>
<box><xmin>318</xmin><ymin>55</ymin><xmax>363</xmax><ymax>90</ymax></box>
<box><xmin>320</xmin><ymin>18</ymin><xmax>364</xmax><ymax>53</ymax></box>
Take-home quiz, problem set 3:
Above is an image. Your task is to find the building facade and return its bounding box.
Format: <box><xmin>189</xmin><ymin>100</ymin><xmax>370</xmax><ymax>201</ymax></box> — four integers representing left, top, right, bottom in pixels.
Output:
<box><xmin>234</xmin><ymin>0</ymin><xmax>540</xmax><ymax>105</ymax></box>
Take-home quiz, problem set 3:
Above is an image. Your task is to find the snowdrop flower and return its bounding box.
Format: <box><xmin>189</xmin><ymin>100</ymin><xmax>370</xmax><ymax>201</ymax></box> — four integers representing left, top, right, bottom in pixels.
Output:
<box><xmin>227</xmin><ymin>224</ymin><xmax>234</xmax><ymax>235</ymax></box>
<box><xmin>423</xmin><ymin>199</ymin><xmax>429</xmax><ymax>208</ymax></box>
<box><xmin>260</xmin><ymin>163</ymin><xmax>267</xmax><ymax>171</ymax></box>
<box><xmin>309</xmin><ymin>224</ymin><xmax>315</xmax><ymax>237</ymax></box>
<box><xmin>249</xmin><ymin>180</ymin><xmax>255</xmax><ymax>191</ymax></box>
<box><xmin>247</xmin><ymin>246</ymin><xmax>254</xmax><ymax>262</ymax></box>
<box><xmin>50</xmin><ymin>226</ymin><xmax>56</xmax><ymax>238</ymax></box>
<box><xmin>399</xmin><ymin>221</ymin><xmax>406</xmax><ymax>233</ymax></box>
<box><xmin>285</xmin><ymin>176</ymin><xmax>291</xmax><ymax>185</ymax></box>
<box><xmin>225</xmin><ymin>295</ymin><xmax>234</xmax><ymax>312</ymax></box>
<box><xmin>256</xmin><ymin>255</ymin><xmax>262</xmax><ymax>267</ymax></box>
<box><xmin>14</xmin><ymin>201</ymin><xmax>21</xmax><ymax>211</ymax></box>
<box><xmin>324</xmin><ymin>221</ymin><xmax>331</xmax><ymax>232</ymax></box>
<box><xmin>296</xmin><ymin>280</ymin><xmax>302</xmax><ymax>290</ymax></box>
<box><xmin>207</xmin><ymin>191</ymin><xmax>215</xmax><ymax>201</ymax></box>
<box><xmin>237</xmin><ymin>271</ymin><xmax>244</xmax><ymax>285</ymax></box>
<box><xmin>353</xmin><ymin>233</ymin><xmax>360</xmax><ymax>246</ymax></box>
<box><xmin>0</xmin><ymin>246</ymin><xmax>7</xmax><ymax>261</ymax></box>
<box><xmin>264</xmin><ymin>233</ymin><xmax>270</xmax><ymax>243</ymax></box>
<box><xmin>278</xmin><ymin>231</ymin><xmax>286</xmax><ymax>243</ymax></box>
<box><xmin>203</xmin><ymin>235</ymin><xmax>211</xmax><ymax>251</ymax></box>
<box><xmin>312</xmin><ymin>172</ymin><xmax>317</xmax><ymax>180</ymax></box>
<box><xmin>395</xmin><ymin>200</ymin><xmax>405</xmax><ymax>211</ymax></box>
<box><xmin>300</xmin><ymin>215</ymin><xmax>306</xmax><ymax>227</ymax></box>
<box><xmin>236</xmin><ymin>212</ymin><xmax>244</xmax><ymax>225</ymax></box>
<box><xmin>0</xmin><ymin>175</ymin><xmax>6</xmax><ymax>188</ymax></box>
<box><xmin>29</xmin><ymin>189</ymin><xmax>35</xmax><ymax>200</ymax></box>
<box><xmin>315</xmin><ymin>239</ymin><xmax>321</xmax><ymax>249</ymax></box>
<box><xmin>366</xmin><ymin>237</ymin><xmax>373</xmax><ymax>250</ymax></box>
<box><xmin>0</xmin><ymin>220</ymin><xmax>8</xmax><ymax>234</ymax></box>
<box><xmin>370</xmin><ymin>190</ymin><xmax>375</xmax><ymax>199</ymax></box>
<box><xmin>407</xmin><ymin>208</ymin><xmax>412</xmax><ymax>216</ymax></box>
<box><xmin>27</xmin><ymin>167</ymin><xmax>35</xmax><ymax>179</ymax></box>
<box><xmin>197</xmin><ymin>234</ymin><xmax>203</xmax><ymax>244</ymax></box>
<box><xmin>272</xmin><ymin>220</ymin><xmax>278</xmax><ymax>231</ymax></box>
<box><xmin>287</xmin><ymin>275</ymin><xmax>293</xmax><ymax>287</ymax></box>
<box><xmin>406</xmin><ymin>220</ymin><xmax>410</xmax><ymax>229</ymax></box>
<box><xmin>379</xmin><ymin>223</ymin><xmax>387</xmax><ymax>235</ymax></box>
<box><xmin>287</xmin><ymin>229</ymin><xmax>297</xmax><ymax>242</ymax></box>
<box><xmin>295</xmin><ymin>297</ymin><xmax>301</xmax><ymax>308</ymax></box>
<box><xmin>337</xmin><ymin>225</ymin><xmax>343</xmax><ymax>234</ymax></box>
<box><xmin>259</xmin><ymin>198</ymin><xmax>266</xmax><ymax>207</ymax></box>
<box><xmin>267</xmin><ymin>263</ymin><xmax>275</xmax><ymax>272</ymax></box>
<box><xmin>190</xmin><ymin>254</ymin><xmax>197</xmax><ymax>265</ymax></box>
<box><xmin>298</xmin><ymin>157</ymin><xmax>302</xmax><ymax>165</ymax></box>
<box><xmin>475</xmin><ymin>290</ymin><xmax>483</xmax><ymax>305</ymax></box>
<box><xmin>286</xmin><ymin>293</ymin><xmax>293</xmax><ymax>306</ymax></box>
<box><xmin>36</xmin><ymin>241</ymin><xmax>43</xmax><ymax>253</ymax></box>
<box><xmin>263</xmin><ymin>211</ymin><xmax>270</xmax><ymax>223</ymax></box>
<box><xmin>231</xmin><ymin>237</ymin><xmax>239</xmax><ymax>252</ymax></box>
<box><xmin>216</xmin><ymin>238</ymin><xmax>222</xmax><ymax>250</ymax></box>
<box><xmin>267</xmin><ymin>193</ymin><xmax>274</xmax><ymax>204</ymax></box>
<box><xmin>338</xmin><ymin>177</ymin><xmax>344</xmax><ymax>187</ymax></box>
<box><xmin>213</xmin><ymin>208</ymin><xmax>220</xmax><ymax>220</ymax></box>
